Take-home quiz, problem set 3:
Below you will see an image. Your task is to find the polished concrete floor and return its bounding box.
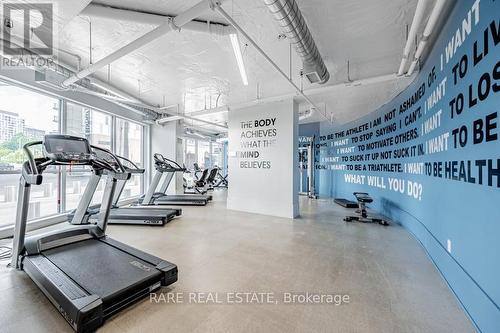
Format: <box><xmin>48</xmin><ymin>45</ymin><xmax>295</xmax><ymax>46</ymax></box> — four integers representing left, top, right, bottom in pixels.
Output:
<box><xmin>0</xmin><ymin>191</ymin><xmax>474</xmax><ymax>332</ymax></box>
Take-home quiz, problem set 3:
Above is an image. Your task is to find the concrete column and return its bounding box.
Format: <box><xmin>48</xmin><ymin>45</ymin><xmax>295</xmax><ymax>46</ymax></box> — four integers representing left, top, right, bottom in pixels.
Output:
<box><xmin>151</xmin><ymin>120</ymin><xmax>179</xmax><ymax>194</ymax></box>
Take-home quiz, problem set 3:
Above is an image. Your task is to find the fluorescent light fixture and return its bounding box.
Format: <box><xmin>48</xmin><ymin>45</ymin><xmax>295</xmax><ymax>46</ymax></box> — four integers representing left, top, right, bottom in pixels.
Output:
<box><xmin>230</xmin><ymin>33</ymin><xmax>248</xmax><ymax>86</ymax></box>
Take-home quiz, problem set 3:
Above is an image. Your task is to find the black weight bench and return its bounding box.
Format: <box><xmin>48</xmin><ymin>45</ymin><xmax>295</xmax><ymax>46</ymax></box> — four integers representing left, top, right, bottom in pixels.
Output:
<box><xmin>334</xmin><ymin>198</ymin><xmax>358</xmax><ymax>208</ymax></box>
<box><xmin>344</xmin><ymin>192</ymin><xmax>388</xmax><ymax>226</ymax></box>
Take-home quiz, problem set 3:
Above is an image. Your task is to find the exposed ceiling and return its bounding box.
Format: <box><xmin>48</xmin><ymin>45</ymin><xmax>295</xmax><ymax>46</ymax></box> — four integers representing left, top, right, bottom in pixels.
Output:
<box><xmin>6</xmin><ymin>0</ymin><xmax>442</xmax><ymax>133</ymax></box>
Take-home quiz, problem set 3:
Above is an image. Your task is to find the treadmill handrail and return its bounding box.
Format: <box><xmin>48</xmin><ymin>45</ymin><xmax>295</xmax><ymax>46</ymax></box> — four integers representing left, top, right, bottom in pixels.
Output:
<box><xmin>153</xmin><ymin>153</ymin><xmax>184</xmax><ymax>171</ymax></box>
<box><xmin>91</xmin><ymin>145</ymin><xmax>126</xmax><ymax>174</ymax></box>
<box><xmin>163</xmin><ymin>157</ymin><xmax>184</xmax><ymax>170</ymax></box>
<box><xmin>116</xmin><ymin>155</ymin><xmax>145</xmax><ymax>174</ymax></box>
<box><xmin>23</xmin><ymin>141</ymin><xmax>42</xmax><ymax>176</ymax></box>
<box><xmin>117</xmin><ymin>155</ymin><xmax>140</xmax><ymax>169</ymax></box>
<box><xmin>153</xmin><ymin>153</ymin><xmax>178</xmax><ymax>172</ymax></box>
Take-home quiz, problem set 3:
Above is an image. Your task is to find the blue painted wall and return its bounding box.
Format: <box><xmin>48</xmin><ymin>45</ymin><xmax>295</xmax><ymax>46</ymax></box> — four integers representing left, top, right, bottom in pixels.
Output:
<box><xmin>300</xmin><ymin>1</ymin><xmax>500</xmax><ymax>331</ymax></box>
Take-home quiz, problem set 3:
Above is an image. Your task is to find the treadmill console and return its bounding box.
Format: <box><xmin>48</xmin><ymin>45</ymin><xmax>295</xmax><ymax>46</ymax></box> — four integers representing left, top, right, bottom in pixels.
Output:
<box><xmin>43</xmin><ymin>135</ymin><xmax>95</xmax><ymax>164</ymax></box>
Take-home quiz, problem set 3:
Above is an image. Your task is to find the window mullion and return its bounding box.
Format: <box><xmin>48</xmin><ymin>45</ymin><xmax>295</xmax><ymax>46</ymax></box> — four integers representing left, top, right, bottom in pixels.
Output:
<box><xmin>59</xmin><ymin>99</ymin><xmax>67</xmax><ymax>213</ymax></box>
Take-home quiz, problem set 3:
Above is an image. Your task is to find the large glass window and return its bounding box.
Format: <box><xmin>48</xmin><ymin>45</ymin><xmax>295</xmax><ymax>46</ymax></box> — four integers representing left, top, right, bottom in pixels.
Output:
<box><xmin>211</xmin><ymin>143</ymin><xmax>224</xmax><ymax>169</ymax></box>
<box><xmin>66</xmin><ymin>103</ymin><xmax>112</xmax><ymax>149</ymax></box>
<box><xmin>197</xmin><ymin>141</ymin><xmax>211</xmax><ymax>169</ymax></box>
<box><xmin>184</xmin><ymin>139</ymin><xmax>196</xmax><ymax>170</ymax></box>
<box><xmin>65</xmin><ymin>103</ymin><xmax>112</xmax><ymax>209</ymax></box>
<box><xmin>0</xmin><ymin>85</ymin><xmax>60</xmax><ymax>227</ymax></box>
<box><xmin>0</xmin><ymin>83</ymin><xmax>146</xmax><ymax>231</ymax></box>
<box><xmin>184</xmin><ymin>139</ymin><xmax>227</xmax><ymax>172</ymax></box>
<box><xmin>115</xmin><ymin>118</ymin><xmax>143</xmax><ymax>197</ymax></box>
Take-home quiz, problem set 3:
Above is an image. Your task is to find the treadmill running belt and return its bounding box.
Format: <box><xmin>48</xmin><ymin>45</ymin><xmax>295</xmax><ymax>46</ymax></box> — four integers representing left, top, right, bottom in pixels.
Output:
<box><xmin>43</xmin><ymin>239</ymin><xmax>160</xmax><ymax>301</ymax></box>
<box><xmin>110</xmin><ymin>209</ymin><xmax>170</xmax><ymax>218</ymax></box>
<box><xmin>157</xmin><ymin>195</ymin><xmax>207</xmax><ymax>201</ymax></box>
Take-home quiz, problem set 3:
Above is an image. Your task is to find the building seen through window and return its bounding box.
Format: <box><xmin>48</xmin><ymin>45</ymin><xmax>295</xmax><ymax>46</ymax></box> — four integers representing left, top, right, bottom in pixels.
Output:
<box><xmin>0</xmin><ymin>85</ymin><xmax>60</xmax><ymax>226</ymax></box>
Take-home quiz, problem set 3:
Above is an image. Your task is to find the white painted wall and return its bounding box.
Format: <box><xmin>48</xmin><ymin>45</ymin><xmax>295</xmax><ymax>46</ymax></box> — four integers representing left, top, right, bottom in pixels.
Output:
<box><xmin>150</xmin><ymin>121</ymin><xmax>181</xmax><ymax>194</ymax></box>
<box><xmin>227</xmin><ymin>99</ymin><xmax>299</xmax><ymax>218</ymax></box>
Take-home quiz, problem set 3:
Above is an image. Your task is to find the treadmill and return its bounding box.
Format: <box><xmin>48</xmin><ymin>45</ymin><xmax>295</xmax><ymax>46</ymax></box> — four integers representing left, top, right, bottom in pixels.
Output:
<box><xmin>68</xmin><ymin>149</ymin><xmax>181</xmax><ymax>226</ymax></box>
<box><xmin>138</xmin><ymin>153</ymin><xmax>212</xmax><ymax>206</ymax></box>
<box><xmin>11</xmin><ymin>135</ymin><xmax>177</xmax><ymax>332</ymax></box>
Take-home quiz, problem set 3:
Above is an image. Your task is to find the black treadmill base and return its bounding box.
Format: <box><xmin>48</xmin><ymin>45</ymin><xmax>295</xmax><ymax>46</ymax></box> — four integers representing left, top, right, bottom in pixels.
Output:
<box><xmin>71</xmin><ymin>207</ymin><xmax>182</xmax><ymax>227</ymax></box>
<box><xmin>22</xmin><ymin>236</ymin><xmax>177</xmax><ymax>333</ymax></box>
<box><xmin>136</xmin><ymin>200</ymin><xmax>207</xmax><ymax>207</ymax></box>
<box><xmin>147</xmin><ymin>201</ymin><xmax>207</xmax><ymax>206</ymax></box>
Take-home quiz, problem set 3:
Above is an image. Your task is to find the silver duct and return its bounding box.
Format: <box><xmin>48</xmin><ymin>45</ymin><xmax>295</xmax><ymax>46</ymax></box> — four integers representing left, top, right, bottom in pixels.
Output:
<box><xmin>262</xmin><ymin>0</ymin><xmax>329</xmax><ymax>84</ymax></box>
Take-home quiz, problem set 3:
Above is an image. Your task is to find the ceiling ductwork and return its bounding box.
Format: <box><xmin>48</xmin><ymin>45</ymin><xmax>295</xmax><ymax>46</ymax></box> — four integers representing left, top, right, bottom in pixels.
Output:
<box><xmin>262</xmin><ymin>0</ymin><xmax>329</xmax><ymax>84</ymax></box>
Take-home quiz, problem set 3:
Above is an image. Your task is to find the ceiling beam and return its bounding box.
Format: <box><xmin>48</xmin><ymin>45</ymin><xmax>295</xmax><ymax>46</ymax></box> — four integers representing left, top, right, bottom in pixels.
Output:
<box><xmin>81</xmin><ymin>3</ymin><xmax>234</xmax><ymax>35</ymax></box>
<box><xmin>63</xmin><ymin>0</ymin><xmax>215</xmax><ymax>87</ymax></box>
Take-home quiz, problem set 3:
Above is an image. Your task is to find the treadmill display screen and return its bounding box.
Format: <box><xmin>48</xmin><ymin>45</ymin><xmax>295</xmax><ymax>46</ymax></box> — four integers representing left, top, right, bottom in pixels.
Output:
<box><xmin>45</xmin><ymin>137</ymin><xmax>90</xmax><ymax>155</ymax></box>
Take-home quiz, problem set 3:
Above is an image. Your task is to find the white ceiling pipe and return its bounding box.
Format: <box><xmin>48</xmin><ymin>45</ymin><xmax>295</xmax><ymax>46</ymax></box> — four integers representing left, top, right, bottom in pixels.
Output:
<box><xmin>156</xmin><ymin>115</ymin><xmax>184</xmax><ymax>122</ymax></box>
<box><xmin>94</xmin><ymin>91</ymin><xmax>228</xmax><ymax>128</ymax></box>
<box><xmin>211</xmin><ymin>2</ymin><xmax>331</xmax><ymax>122</ymax></box>
<box><xmin>72</xmin><ymin>87</ymin><xmax>133</xmax><ymax>102</ymax></box>
<box><xmin>88</xmin><ymin>78</ymin><xmax>143</xmax><ymax>103</ymax></box>
<box><xmin>185</xmin><ymin>125</ymin><xmax>226</xmax><ymax>135</ymax></box>
<box><xmin>62</xmin><ymin>0</ymin><xmax>215</xmax><ymax>87</ymax></box>
<box><xmin>407</xmin><ymin>0</ymin><xmax>447</xmax><ymax>76</ymax></box>
<box><xmin>159</xmin><ymin>104</ymin><xmax>180</xmax><ymax>110</ymax></box>
<box><xmin>157</xmin><ymin>114</ymin><xmax>228</xmax><ymax>129</ymax></box>
<box><xmin>407</xmin><ymin>59</ymin><xmax>419</xmax><ymax>76</ymax></box>
<box><xmin>188</xmin><ymin>105</ymin><xmax>229</xmax><ymax>117</ymax></box>
<box><xmin>81</xmin><ymin>3</ymin><xmax>235</xmax><ymax>36</ymax></box>
<box><xmin>110</xmin><ymin>98</ymin><xmax>227</xmax><ymax>128</ymax></box>
<box><xmin>187</xmin><ymin>73</ymin><xmax>407</xmax><ymax>117</ymax></box>
<box><xmin>397</xmin><ymin>0</ymin><xmax>429</xmax><ymax>76</ymax></box>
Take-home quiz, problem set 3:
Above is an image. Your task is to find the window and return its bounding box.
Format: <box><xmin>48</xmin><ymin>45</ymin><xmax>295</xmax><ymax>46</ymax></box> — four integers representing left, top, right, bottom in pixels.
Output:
<box><xmin>65</xmin><ymin>103</ymin><xmax>112</xmax><ymax>209</ymax></box>
<box><xmin>115</xmin><ymin>118</ymin><xmax>144</xmax><ymax>197</ymax></box>
<box><xmin>197</xmin><ymin>141</ymin><xmax>211</xmax><ymax>169</ymax></box>
<box><xmin>184</xmin><ymin>139</ymin><xmax>225</xmax><ymax>172</ymax></box>
<box><xmin>0</xmin><ymin>82</ymin><xmax>147</xmax><ymax>232</ymax></box>
<box><xmin>211</xmin><ymin>143</ymin><xmax>224</xmax><ymax>169</ymax></box>
<box><xmin>0</xmin><ymin>84</ymin><xmax>60</xmax><ymax>227</ymax></box>
<box><xmin>66</xmin><ymin>103</ymin><xmax>112</xmax><ymax>149</ymax></box>
<box><xmin>184</xmin><ymin>139</ymin><xmax>196</xmax><ymax>170</ymax></box>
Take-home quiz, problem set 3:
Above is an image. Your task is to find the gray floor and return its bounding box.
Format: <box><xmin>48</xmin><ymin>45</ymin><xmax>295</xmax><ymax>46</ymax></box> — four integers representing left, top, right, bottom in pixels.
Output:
<box><xmin>0</xmin><ymin>191</ymin><xmax>474</xmax><ymax>332</ymax></box>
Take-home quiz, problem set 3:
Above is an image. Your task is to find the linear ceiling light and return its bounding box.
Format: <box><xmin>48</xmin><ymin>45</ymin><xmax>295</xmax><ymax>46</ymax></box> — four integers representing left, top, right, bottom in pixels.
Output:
<box><xmin>229</xmin><ymin>33</ymin><xmax>248</xmax><ymax>86</ymax></box>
